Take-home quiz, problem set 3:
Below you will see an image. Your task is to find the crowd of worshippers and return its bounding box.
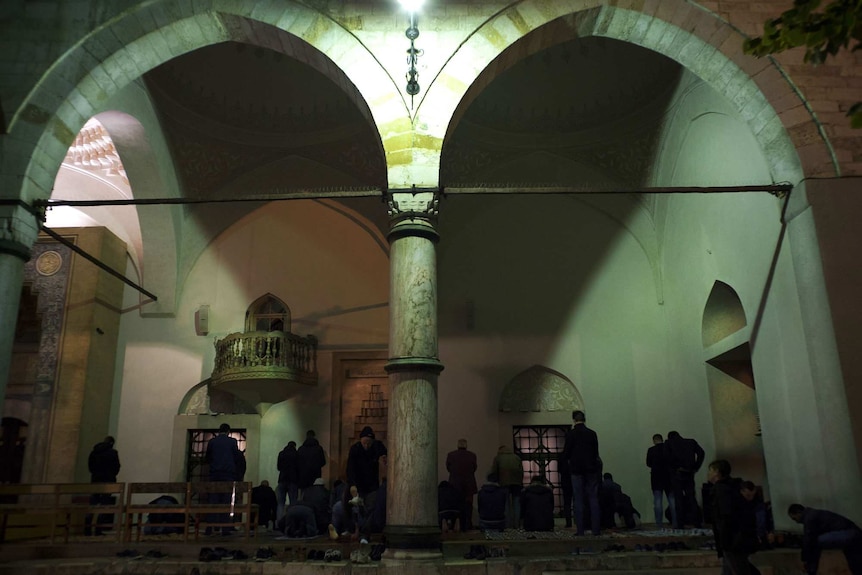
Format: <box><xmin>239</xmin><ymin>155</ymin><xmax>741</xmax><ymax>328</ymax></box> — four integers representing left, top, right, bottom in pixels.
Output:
<box><xmin>263</xmin><ymin>425</ymin><xmax>387</xmax><ymax>541</ymax></box>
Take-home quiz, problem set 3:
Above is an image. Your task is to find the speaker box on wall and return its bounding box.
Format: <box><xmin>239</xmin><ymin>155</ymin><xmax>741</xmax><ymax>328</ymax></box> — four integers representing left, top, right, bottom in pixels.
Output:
<box><xmin>195</xmin><ymin>305</ymin><xmax>209</xmax><ymax>336</ymax></box>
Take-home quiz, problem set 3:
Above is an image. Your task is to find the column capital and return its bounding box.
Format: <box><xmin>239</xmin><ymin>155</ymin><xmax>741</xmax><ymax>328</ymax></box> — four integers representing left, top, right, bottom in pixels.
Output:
<box><xmin>0</xmin><ymin>202</ymin><xmax>40</xmax><ymax>261</ymax></box>
<box><xmin>387</xmin><ymin>189</ymin><xmax>440</xmax><ymax>241</ymax></box>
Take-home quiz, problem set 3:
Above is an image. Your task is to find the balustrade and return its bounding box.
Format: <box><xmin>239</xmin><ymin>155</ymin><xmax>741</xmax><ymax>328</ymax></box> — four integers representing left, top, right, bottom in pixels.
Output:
<box><xmin>211</xmin><ymin>331</ymin><xmax>317</xmax><ymax>385</ymax></box>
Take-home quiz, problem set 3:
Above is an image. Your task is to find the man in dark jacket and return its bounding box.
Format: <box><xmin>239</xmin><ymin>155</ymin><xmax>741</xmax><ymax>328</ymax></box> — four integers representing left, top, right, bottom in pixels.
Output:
<box><xmin>666</xmin><ymin>430</ymin><xmax>705</xmax><ymax>528</ymax></box>
<box><xmin>296</xmin><ymin>430</ymin><xmax>326</xmax><ymax>494</ymax></box>
<box><xmin>646</xmin><ymin>433</ymin><xmax>676</xmax><ymax>528</ymax></box>
<box><xmin>477</xmin><ymin>473</ymin><xmax>507</xmax><ymax>531</ymax></box>
<box><xmin>85</xmin><ymin>436</ymin><xmax>121</xmax><ymax>535</ymax></box>
<box><xmin>204</xmin><ymin>423</ymin><xmax>246</xmax><ymax>534</ymax></box>
<box><xmin>300</xmin><ymin>477</ymin><xmax>331</xmax><ymax>535</ymax></box>
<box><xmin>446</xmin><ymin>438</ymin><xmax>478</xmax><ymax>531</ymax></box>
<box><xmin>346</xmin><ymin>426</ymin><xmax>387</xmax><ymax>498</ymax></box>
<box><xmin>708</xmin><ymin>460</ymin><xmax>759</xmax><ymax>575</ymax></box>
<box><xmin>789</xmin><ymin>503</ymin><xmax>862</xmax><ymax>575</ymax></box>
<box><xmin>522</xmin><ymin>476</ymin><xmax>555</xmax><ymax>531</ymax></box>
<box><xmin>276</xmin><ymin>440</ymin><xmax>298</xmax><ymax>521</ymax></box>
<box><xmin>563</xmin><ymin>410</ymin><xmax>601</xmax><ymax>536</ymax></box>
<box><xmin>438</xmin><ymin>480</ymin><xmax>463</xmax><ymax>532</ymax></box>
<box><xmin>251</xmin><ymin>480</ymin><xmax>278</xmax><ymax>530</ymax></box>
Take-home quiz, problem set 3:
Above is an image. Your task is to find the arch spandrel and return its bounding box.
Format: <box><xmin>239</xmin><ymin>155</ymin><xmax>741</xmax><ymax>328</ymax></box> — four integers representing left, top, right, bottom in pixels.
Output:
<box><xmin>499</xmin><ymin>365</ymin><xmax>583</xmax><ymax>413</ymax></box>
<box><xmin>11</xmin><ymin>2</ymin><xmax>392</xmax><ymax>203</ymax></box>
<box><xmin>432</xmin><ymin>2</ymin><xmax>815</xmax><ymax>187</ymax></box>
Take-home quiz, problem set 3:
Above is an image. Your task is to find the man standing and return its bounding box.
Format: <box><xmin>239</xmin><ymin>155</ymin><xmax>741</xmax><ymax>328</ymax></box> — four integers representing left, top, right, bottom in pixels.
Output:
<box><xmin>446</xmin><ymin>438</ymin><xmax>478</xmax><ymax>531</ymax></box>
<box><xmin>666</xmin><ymin>430</ymin><xmax>705</xmax><ymax>528</ymax></box>
<box><xmin>297</xmin><ymin>430</ymin><xmax>327</xmax><ymax>496</ymax></box>
<box><xmin>646</xmin><ymin>433</ymin><xmax>676</xmax><ymax>528</ymax></box>
<box><xmin>85</xmin><ymin>435</ymin><xmax>121</xmax><ymax>535</ymax></box>
<box><xmin>205</xmin><ymin>423</ymin><xmax>246</xmax><ymax>534</ymax></box>
<box><xmin>276</xmin><ymin>440</ymin><xmax>298</xmax><ymax>521</ymax></box>
<box><xmin>563</xmin><ymin>410</ymin><xmax>601</xmax><ymax>536</ymax></box>
<box><xmin>346</xmin><ymin>426</ymin><xmax>387</xmax><ymax>498</ymax></box>
<box><xmin>788</xmin><ymin>503</ymin><xmax>862</xmax><ymax>575</ymax></box>
<box><xmin>707</xmin><ymin>459</ymin><xmax>758</xmax><ymax>575</ymax></box>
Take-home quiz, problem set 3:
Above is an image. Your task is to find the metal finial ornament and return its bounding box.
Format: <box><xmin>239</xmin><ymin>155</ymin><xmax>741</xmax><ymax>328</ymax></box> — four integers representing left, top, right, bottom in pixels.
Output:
<box><xmin>404</xmin><ymin>11</ymin><xmax>423</xmax><ymax>108</ymax></box>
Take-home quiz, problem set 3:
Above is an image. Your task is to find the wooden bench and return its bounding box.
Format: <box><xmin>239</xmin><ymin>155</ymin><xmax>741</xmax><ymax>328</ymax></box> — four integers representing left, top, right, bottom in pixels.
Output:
<box><xmin>0</xmin><ymin>483</ymin><xmax>124</xmax><ymax>543</ymax></box>
<box><xmin>189</xmin><ymin>481</ymin><xmax>256</xmax><ymax>540</ymax></box>
<box><xmin>124</xmin><ymin>482</ymin><xmax>191</xmax><ymax>542</ymax></box>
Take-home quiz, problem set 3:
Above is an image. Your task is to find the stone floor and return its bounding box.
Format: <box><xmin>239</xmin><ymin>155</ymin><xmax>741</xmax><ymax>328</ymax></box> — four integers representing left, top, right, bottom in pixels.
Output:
<box><xmin>0</xmin><ymin>525</ymin><xmax>851</xmax><ymax>575</ymax></box>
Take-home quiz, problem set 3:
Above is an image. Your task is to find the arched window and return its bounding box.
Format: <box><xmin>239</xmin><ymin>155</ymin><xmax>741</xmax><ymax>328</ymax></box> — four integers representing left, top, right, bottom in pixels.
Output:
<box><xmin>245</xmin><ymin>294</ymin><xmax>290</xmax><ymax>333</ymax></box>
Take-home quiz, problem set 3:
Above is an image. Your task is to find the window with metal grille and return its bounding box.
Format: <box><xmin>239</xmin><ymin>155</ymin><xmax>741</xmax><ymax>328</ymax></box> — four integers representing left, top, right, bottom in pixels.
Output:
<box><xmin>513</xmin><ymin>425</ymin><xmax>568</xmax><ymax>513</ymax></box>
<box><xmin>186</xmin><ymin>429</ymin><xmax>247</xmax><ymax>483</ymax></box>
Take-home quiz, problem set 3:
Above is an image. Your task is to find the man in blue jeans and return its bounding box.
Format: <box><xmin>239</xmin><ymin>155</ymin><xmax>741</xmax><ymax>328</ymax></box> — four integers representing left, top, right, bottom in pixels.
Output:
<box><xmin>563</xmin><ymin>410</ymin><xmax>601</xmax><ymax>536</ymax></box>
<box><xmin>789</xmin><ymin>503</ymin><xmax>862</xmax><ymax>574</ymax></box>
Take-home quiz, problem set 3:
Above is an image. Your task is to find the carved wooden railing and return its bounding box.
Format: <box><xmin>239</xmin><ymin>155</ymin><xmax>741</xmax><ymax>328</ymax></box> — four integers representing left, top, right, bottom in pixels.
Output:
<box><xmin>211</xmin><ymin>331</ymin><xmax>318</xmax><ymax>385</ymax></box>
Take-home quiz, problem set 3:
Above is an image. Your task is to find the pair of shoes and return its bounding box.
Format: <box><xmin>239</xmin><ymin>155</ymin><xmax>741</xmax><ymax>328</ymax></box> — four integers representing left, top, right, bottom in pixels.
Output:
<box><xmin>144</xmin><ymin>550</ymin><xmax>166</xmax><ymax>558</ymax></box>
<box><xmin>306</xmin><ymin>549</ymin><xmax>325</xmax><ymax>561</ymax></box>
<box><xmin>323</xmin><ymin>549</ymin><xmax>342</xmax><ymax>562</ymax></box>
<box><xmin>350</xmin><ymin>549</ymin><xmax>370</xmax><ymax>563</ymax></box>
<box><xmin>369</xmin><ymin>544</ymin><xmax>385</xmax><ymax>561</ymax></box>
<box><xmin>464</xmin><ymin>544</ymin><xmax>489</xmax><ymax>560</ymax></box>
<box><xmin>255</xmin><ymin>547</ymin><xmax>275</xmax><ymax>561</ymax></box>
<box><xmin>199</xmin><ymin>547</ymin><xmax>217</xmax><ymax>562</ymax></box>
<box><xmin>117</xmin><ymin>549</ymin><xmax>142</xmax><ymax>559</ymax></box>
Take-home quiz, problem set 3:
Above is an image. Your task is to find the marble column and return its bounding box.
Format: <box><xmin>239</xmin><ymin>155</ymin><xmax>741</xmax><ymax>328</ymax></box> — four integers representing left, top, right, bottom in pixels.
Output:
<box><xmin>383</xmin><ymin>191</ymin><xmax>443</xmax><ymax>556</ymax></box>
<box><xmin>0</xmin><ymin>203</ymin><xmax>40</xmax><ymax>417</ymax></box>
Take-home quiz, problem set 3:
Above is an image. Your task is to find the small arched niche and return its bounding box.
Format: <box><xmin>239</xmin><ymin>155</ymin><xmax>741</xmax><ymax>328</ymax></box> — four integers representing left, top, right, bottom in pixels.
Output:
<box><xmin>702</xmin><ymin>280</ymin><xmax>746</xmax><ymax>348</ymax></box>
<box><xmin>245</xmin><ymin>293</ymin><xmax>291</xmax><ymax>333</ymax></box>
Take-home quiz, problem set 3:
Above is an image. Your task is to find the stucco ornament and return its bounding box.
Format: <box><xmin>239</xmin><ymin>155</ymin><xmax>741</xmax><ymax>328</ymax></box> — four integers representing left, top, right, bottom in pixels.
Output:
<box><xmin>499</xmin><ymin>365</ymin><xmax>583</xmax><ymax>412</ymax></box>
<box><xmin>35</xmin><ymin>251</ymin><xmax>63</xmax><ymax>276</ymax></box>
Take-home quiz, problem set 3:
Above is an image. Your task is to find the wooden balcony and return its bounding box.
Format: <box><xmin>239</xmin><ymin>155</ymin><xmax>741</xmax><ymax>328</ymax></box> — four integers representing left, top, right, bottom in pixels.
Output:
<box><xmin>210</xmin><ymin>331</ymin><xmax>318</xmax><ymax>407</ymax></box>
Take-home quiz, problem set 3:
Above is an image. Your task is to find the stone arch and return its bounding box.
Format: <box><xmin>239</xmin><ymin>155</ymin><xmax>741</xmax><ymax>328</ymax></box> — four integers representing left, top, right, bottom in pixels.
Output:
<box><xmin>499</xmin><ymin>365</ymin><xmax>583</xmax><ymax>413</ymax></box>
<box><xmin>6</xmin><ymin>1</ymin><xmax>391</xmax><ymax>204</ymax></box>
<box><xmin>702</xmin><ymin>280</ymin><xmax>747</xmax><ymax>348</ymax></box>
<box><xmin>433</xmin><ymin>2</ymin><xmax>821</xmax><ymax>188</ymax></box>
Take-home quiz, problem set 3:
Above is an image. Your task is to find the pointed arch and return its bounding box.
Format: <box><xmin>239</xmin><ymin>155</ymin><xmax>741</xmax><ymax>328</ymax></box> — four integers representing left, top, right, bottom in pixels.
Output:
<box><xmin>245</xmin><ymin>293</ymin><xmax>291</xmax><ymax>333</ymax></box>
<box><xmin>702</xmin><ymin>280</ymin><xmax>747</xmax><ymax>349</ymax></box>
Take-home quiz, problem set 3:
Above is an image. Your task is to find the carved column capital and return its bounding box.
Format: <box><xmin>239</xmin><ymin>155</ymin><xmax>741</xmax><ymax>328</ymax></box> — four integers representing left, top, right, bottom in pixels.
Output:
<box><xmin>0</xmin><ymin>203</ymin><xmax>40</xmax><ymax>261</ymax></box>
<box><xmin>387</xmin><ymin>190</ymin><xmax>440</xmax><ymax>243</ymax></box>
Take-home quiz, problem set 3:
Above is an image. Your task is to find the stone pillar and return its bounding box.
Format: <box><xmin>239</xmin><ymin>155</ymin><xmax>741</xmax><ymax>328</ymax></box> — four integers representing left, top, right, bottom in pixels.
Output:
<box><xmin>0</xmin><ymin>203</ymin><xmax>40</xmax><ymax>417</ymax></box>
<box><xmin>383</xmin><ymin>191</ymin><xmax>443</xmax><ymax>558</ymax></box>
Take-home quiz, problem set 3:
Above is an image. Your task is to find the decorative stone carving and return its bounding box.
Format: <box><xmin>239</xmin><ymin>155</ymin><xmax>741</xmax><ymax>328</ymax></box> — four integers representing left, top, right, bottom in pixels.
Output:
<box><xmin>387</xmin><ymin>191</ymin><xmax>440</xmax><ymax>219</ymax></box>
<box><xmin>35</xmin><ymin>251</ymin><xmax>62</xmax><ymax>276</ymax></box>
<box><xmin>499</xmin><ymin>365</ymin><xmax>583</xmax><ymax>413</ymax></box>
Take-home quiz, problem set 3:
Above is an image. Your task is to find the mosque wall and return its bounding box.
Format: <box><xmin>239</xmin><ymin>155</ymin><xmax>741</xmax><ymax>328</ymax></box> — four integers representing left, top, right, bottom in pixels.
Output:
<box><xmin>437</xmin><ymin>192</ymin><xmax>666</xmax><ymax>519</ymax></box>
<box><xmin>113</xmin><ymin>200</ymin><xmax>389</xmax><ymax>486</ymax></box>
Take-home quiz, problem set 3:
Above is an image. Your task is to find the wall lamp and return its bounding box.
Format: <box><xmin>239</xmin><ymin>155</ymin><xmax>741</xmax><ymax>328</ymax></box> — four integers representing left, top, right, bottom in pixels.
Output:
<box><xmin>398</xmin><ymin>0</ymin><xmax>425</xmax><ymax>108</ymax></box>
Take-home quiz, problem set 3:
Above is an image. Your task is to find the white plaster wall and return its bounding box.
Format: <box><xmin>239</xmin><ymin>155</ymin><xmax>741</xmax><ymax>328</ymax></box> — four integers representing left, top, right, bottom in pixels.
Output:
<box><xmin>438</xmin><ymin>193</ymin><xmax>666</xmax><ymax>517</ymax></box>
<box><xmin>115</xmin><ymin>200</ymin><xmax>389</xmax><ymax>485</ymax></box>
<box><xmin>650</xmin><ymin>77</ymin><xmax>859</xmax><ymax>527</ymax></box>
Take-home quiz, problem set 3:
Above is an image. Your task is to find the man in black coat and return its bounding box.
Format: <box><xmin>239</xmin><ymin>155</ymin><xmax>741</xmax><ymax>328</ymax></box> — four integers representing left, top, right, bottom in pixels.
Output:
<box><xmin>446</xmin><ymin>438</ymin><xmax>478</xmax><ymax>531</ymax></box>
<box><xmin>276</xmin><ymin>440</ymin><xmax>298</xmax><ymax>520</ymax></box>
<box><xmin>708</xmin><ymin>460</ymin><xmax>759</xmax><ymax>575</ymax></box>
<box><xmin>477</xmin><ymin>473</ymin><xmax>507</xmax><ymax>531</ymax></box>
<box><xmin>346</xmin><ymin>426</ymin><xmax>387</xmax><ymax>498</ymax></box>
<box><xmin>300</xmin><ymin>477</ymin><xmax>331</xmax><ymax>535</ymax></box>
<box><xmin>646</xmin><ymin>433</ymin><xmax>675</xmax><ymax>528</ymax></box>
<box><xmin>563</xmin><ymin>410</ymin><xmax>602</xmax><ymax>536</ymax></box>
<box><xmin>522</xmin><ymin>476</ymin><xmax>555</xmax><ymax>532</ymax></box>
<box><xmin>204</xmin><ymin>423</ymin><xmax>246</xmax><ymax>534</ymax></box>
<box><xmin>85</xmin><ymin>436</ymin><xmax>121</xmax><ymax>535</ymax></box>
<box><xmin>789</xmin><ymin>503</ymin><xmax>862</xmax><ymax>575</ymax></box>
<box><xmin>251</xmin><ymin>480</ymin><xmax>278</xmax><ymax>530</ymax></box>
<box><xmin>296</xmin><ymin>430</ymin><xmax>326</xmax><ymax>495</ymax></box>
<box><xmin>666</xmin><ymin>430</ymin><xmax>705</xmax><ymax>528</ymax></box>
